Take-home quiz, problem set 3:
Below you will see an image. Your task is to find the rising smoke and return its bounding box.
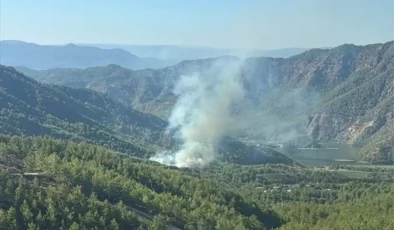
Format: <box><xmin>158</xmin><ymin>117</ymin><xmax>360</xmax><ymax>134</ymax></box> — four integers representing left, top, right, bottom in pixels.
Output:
<box><xmin>150</xmin><ymin>56</ymin><xmax>323</xmax><ymax>167</ymax></box>
<box><xmin>150</xmin><ymin>58</ymin><xmax>244</xmax><ymax>168</ymax></box>
<box><xmin>235</xmin><ymin>87</ymin><xmax>321</xmax><ymax>144</ymax></box>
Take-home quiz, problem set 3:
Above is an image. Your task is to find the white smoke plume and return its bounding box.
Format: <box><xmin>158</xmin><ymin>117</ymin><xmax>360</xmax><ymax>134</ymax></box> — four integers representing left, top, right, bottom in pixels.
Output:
<box><xmin>150</xmin><ymin>58</ymin><xmax>244</xmax><ymax>168</ymax></box>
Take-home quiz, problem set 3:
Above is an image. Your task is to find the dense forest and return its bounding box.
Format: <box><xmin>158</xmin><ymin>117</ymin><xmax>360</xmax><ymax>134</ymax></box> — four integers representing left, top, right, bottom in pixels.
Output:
<box><xmin>0</xmin><ymin>135</ymin><xmax>283</xmax><ymax>229</ymax></box>
<box><xmin>0</xmin><ymin>135</ymin><xmax>393</xmax><ymax>229</ymax></box>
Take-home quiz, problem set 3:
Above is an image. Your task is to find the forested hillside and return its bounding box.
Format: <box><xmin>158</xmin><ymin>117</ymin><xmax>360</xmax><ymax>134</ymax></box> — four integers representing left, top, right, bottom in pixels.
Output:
<box><xmin>17</xmin><ymin>41</ymin><xmax>394</xmax><ymax>163</ymax></box>
<box><xmin>0</xmin><ymin>65</ymin><xmax>168</xmax><ymax>158</ymax></box>
<box><xmin>0</xmin><ymin>65</ymin><xmax>294</xmax><ymax>166</ymax></box>
<box><xmin>0</xmin><ymin>135</ymin><xmax>393</xmax><ymax>229</ymax></box>
<box><xmin>0</xmin><ymin>135</ymin><xmax>282</xmax><ymax>229</ymax></box>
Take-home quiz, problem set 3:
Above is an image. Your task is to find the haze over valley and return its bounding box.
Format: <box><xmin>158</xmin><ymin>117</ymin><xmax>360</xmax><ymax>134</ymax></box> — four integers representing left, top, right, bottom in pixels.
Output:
<box><xmin>12</xmin><ymin>41</ymin><xmax>394</xmax><ymax>165</ymax></box>
<box><xmin>0</xmin><ymin>40</ymin><xmax>311</xmax><ymax>70</ymax></box>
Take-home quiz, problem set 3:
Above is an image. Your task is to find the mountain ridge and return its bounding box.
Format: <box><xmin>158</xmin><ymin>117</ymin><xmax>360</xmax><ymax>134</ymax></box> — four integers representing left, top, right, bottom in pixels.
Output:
<box><xmin>15</xmin><ymin>41</ymin><xmax>394</xmax><ymax>163</ymax></box>
<box><xmin>0</xmin><ymin>40</ymin><xmax>314</xmax><ymax>70</ymax></box>
<box><xmin>0</xmin><ymin>40</ymin><xmax>168</xmax><ymax>70</ymax></box>
<box><xmin>79</xmin><ymin>43</ymin><xmax>311</xmax><ymax>61</ymax></box>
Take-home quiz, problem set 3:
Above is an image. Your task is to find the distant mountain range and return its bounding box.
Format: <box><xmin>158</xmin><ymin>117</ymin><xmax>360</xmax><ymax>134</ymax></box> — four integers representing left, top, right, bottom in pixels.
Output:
<box><xmin>0</xmin><ymin>40</ymin><xmax>169</xmax><ymax>70</ymax></box>
<box><xmin>83</xmin><ymin>43</ymin><xmax>311</xmax><ymax>62</ymax></box>
<box><xmin>16</xmin><ymin>41</ymin><xmax>394</xmax><ymax>163</ymax></box>
<box><xmin>0</xmin><ymin>40</ymin><xmax>311</xmax><ymax>70</ymax></box>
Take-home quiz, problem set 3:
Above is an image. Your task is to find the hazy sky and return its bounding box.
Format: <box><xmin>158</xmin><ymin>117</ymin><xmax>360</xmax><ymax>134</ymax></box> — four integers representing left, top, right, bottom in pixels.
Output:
<box><xmin>1</xmin><ymin>0</ymin><xmax>393</xmax><ymax>49</ymax></box>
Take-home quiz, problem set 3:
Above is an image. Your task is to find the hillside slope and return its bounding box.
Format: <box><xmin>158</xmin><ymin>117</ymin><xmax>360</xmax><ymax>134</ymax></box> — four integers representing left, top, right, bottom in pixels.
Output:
<box><xmin>0</xmin><ymin>135</ymin><xmax>393</xmax><ymax>230</ymax></box>
<box><xmin>0</xmin><ymin>135</ymin><xmax>283</xmax><ymax>229</ymax></box>
<box><xmin>0</xmin><ymin>65</ymin><xmax>169</xmax><ymax>157</ymax></box>
<box><xmin>0</xmin><ymin>65</ymin><xmax>294</xmax><ymax>166</ymax></box>
<box><xmin>304</xmin><ymin>42</ymin><xmax>394</xmax><ymax>162</ymax></box>
<box><xmin>17</xmin><ymin>41</ymin><xmax>394</xmax><ymax>163</ymax></box>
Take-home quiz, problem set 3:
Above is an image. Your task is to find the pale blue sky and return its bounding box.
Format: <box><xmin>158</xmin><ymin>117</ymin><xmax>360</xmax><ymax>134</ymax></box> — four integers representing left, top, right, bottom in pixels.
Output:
<box><xmin>1</xmin><ymin>0</ymin><xmax>393</xmax><ymax>49</ymax></box>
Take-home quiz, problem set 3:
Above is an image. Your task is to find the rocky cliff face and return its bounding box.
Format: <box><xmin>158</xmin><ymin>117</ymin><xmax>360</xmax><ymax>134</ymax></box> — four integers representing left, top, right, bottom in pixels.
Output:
<box><xmin>306</xmin><ymin>42</ymin><xmax>393</xmax><ymax>142</ymax></box>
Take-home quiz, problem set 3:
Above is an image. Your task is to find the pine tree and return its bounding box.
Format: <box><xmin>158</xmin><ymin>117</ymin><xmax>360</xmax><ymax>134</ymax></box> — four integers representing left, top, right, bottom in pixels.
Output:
<box><xmin>21</xmin><ymin>200</ymin><xmax>33</xmax><ymax>223</ymax></box>
<box><xmin>6</xmin><ymin>207</ymin><xmax>17</xmax><ymax>230</ymax></box>
<box><xmin>109</xmin><ymin>218</ymin><xmax>120</xmax><ymax>230</ymax></box>
<box><xmin>27</xmin><ymin>222</ymin><xmax>38</xmax><ymax>230</ymax></box>
<box><xmin>149</xmin><ymin>215</ymin><xmax>167</xmax><ymax>230</ymax></box>
<box><xmin>69</xmin><ymin>222</ymin><xmax>80</xmax><ymax>230</ymax></box>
